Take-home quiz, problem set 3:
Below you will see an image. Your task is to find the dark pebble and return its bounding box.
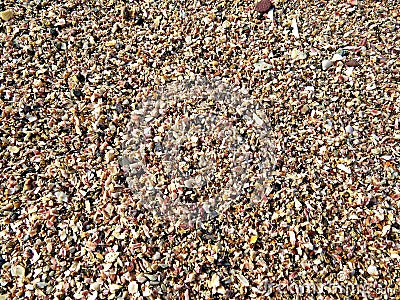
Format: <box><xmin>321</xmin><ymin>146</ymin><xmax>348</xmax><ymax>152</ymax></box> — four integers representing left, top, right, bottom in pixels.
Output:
<box><xmin>346</xmin><ymin>59</ymin><xmax>361</xmax><ymax>67</ymax></box>
<box><xmin>73</xmin><ymin>89</ymin><xmax>83</xmax><ymax>98</ymax></box>
<box><xmin>255</xmin><ymin>0</ymin><xmax>272</xmax><ymax>13</ymax></box>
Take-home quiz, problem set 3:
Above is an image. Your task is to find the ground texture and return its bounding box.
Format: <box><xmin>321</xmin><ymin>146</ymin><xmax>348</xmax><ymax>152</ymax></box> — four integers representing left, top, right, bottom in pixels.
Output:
<box><xmin>1</xmin><ymin>0</ymin><xmax>400</xmax><ymax>299</ymax></box>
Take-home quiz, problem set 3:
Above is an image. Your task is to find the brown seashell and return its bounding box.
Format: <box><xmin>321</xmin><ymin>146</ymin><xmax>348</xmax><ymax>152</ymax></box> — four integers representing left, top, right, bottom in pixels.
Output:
<box><xmin>346</xmin><ymin>59</ymin><xmax>360</xmax><ymax>67</ymax></box>
<box><xmin>255</xmin><ymin>0</ymin><xmax>272</xmax><ymax>13</ymax></box>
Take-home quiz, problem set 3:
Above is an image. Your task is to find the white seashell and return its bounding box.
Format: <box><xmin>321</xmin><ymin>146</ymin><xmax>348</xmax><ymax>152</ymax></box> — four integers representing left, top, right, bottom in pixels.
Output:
<box><xmin>294</xmin><ymin>199</ymin><xmax>302</xmax><ymax>209</ymax></box>
<box><xmin>367</xmin><ymin>265</ymin><xmax>379</xmax><ymax>276</ymax></box>
<box><xmin>11</xmin><ymin>265</ymin><xmax>25</xmax><ymax>278</ymax></box>
<box><xmin>291</xmin><ymin>49</ymin><xmax>307</xmax><ymax>61</ymax></box>
<box><xmin>202</xmin><ymin>16</ymin><xmax>211</xmax><ymax>25</ymax></box>
<box><xmin>184</xmin><ymin>179</ymin><xmax>194</xmax><ymax>188</ymax></box>
<box><xmin>55</xmin><ymin>191</ymin><xmax>68</xmax><ymax>202</ymax></box>
<box><xmin>136</xmin><ymin>275</ymin><xmax>147</xmax><ymax>283</ymax></box>
<box><xmin>222</xmin><ymin>20</ymin><xmax>231</xmax><ymax>29</ymax></box>
<box><xmin>142</xmin><ymin>286</ymin><xmax>151</xmax><ymax>297</ymax></box>
<box><xmin>237</xmin><ymin>274</ymin><xmax>249</xmax><ymax>287</ymax></box>
<box><xmin>90</xmin><ymin>282</ymin><xmax>101</xmax><ymax>291</ymax></box>
<box><xmin>331</xmin><ymin>53</ymin><xmax>344</xmax><ymax>61</ymax></box>
<box><xmin>128</xmin><ymin>281</ymin><xmax>138</xmax><ymax>294</ymax></box>
<box><xmin>209</xmin><ymin>274</ymin><xmax>220</xmax><ymax>288</ymax></box>
<box><xmin>304</xmin><ymin>86</ymin><xmax>315</xmax><ymax>91</ymax></box>
<box><xmin>345</xmin><ymin>67</ymin><xmax>354</xmax><ymax>76</ymax></box>
<box><xmin>145</xmin><ymin>274</ymin><xmax>158</xmax><ymax>281</ymax></box>
<box><xmin>254</xmin><ymin>60</ymin><xmax>272</xmax><ymax>72</ymax></box>
<box><xmin>288</xmin><ymin>230</ymin><xmax>296</xmax><ymax>246</ymax></box>
<box><xmin>337</xmin><ymin>164</ymin><xmax>351</xmax><ymax>174</ymax></box>
<box><xmin>253</xmin><ymin>113</ymin><xmax>264</xmax><ymax>126</ymax></box>
<box><xmin>267</xmin><ymin>8</ymin><xmax>274</xmax><ymax>22</ymax></box>
<box><xmin>88</xmin><ymin>292</ymin><xmax>98</xmax><ymax>300</ymax></box>
<box><xmin>104</xmin><ymin>252</ymin><xmax>119</xmax><ymax>263</ymax></box>
<box><xmin>382</xmin><ymin>225</ymin><xmax>391</xmax><ymax>236</ymax></box>
<box><xmin>345</xmin><ymin>125</ymin><xmax>354</xmax><ymax>134</ymax></box>
<box><xmin>143</xmin><ymin>127</ymin><xmax>152</xmax><ymax>136</ymax></box>
<box><xmin>322</xmin><ymin>59</ymin><xmax>333</xmax><ymax>70</ymax></box>
<box><xmin>109</xmin><ymin>284</ymin><xmax>122</xmax><ymax>293</ymax></box>
<box><xmin>291</xmin><ymin>18</ymin><xmax>299</xmax><ymax>38</ymax></box>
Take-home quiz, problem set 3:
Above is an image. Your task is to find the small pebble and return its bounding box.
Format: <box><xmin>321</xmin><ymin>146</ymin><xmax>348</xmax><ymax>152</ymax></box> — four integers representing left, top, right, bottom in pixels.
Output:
<box><xmin>11</xmin><ymin>265</ymin><xmax>25</xmax><ymax>278</ymax></box>
<box><xmin>0</xmin><ymin>9</ymin><xmax>13</xmax><ymax>21</ymax></box>
<box><xmin>367</xmin><ymin>265</ymin><xmax>379</xmax><ymax>276</ymax></box>
<box><xmin>345</xmin><ymin>125</ymin><xmax>354</xmax><ymax>134</ymax></box>
<box><xmin>322</xmin><ymin>59</ymin><xmax>333</xmax><ymax>70</ymax></box>
<box><xmin>337</xmin><ymin>164</ymin><xmax>351</xmax><ymax>174</ymax></box>
<box><xmin>346</xmin><ymin>59</ymin><xmax>360</xmax><ymax>67</ymax></box>
<box><xmin>291</xmin><ymin>49</ymin><xmax>307</xmax><ymax>61</ymax></box>
<box><xmin>301</xmin><ymin>104</ymin><xmax>309</xmax><ymax>114</ymax></box>
<box><xmin>254</xmin><ymin>60</ymin><xmax>272</xmax><ymax>72</ymax></box>
<box><xmin>255</xmin><ymin>0</ymin><xmax>272</xmax><ymax>13</ymax></box>
<box><xmin>222</xmin><ymin>20</ymin><xmax>231</xmax><ymax>29</ymax></box>
<box><xmin>72</xmin><ymin>89</ymin><xmax>83</xmax><ymax>98</ymax></box>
